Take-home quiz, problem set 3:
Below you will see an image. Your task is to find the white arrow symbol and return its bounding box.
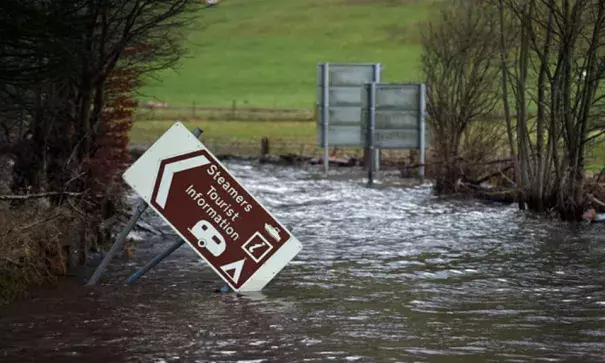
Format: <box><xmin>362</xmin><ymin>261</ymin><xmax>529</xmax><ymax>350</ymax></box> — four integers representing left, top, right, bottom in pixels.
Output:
<box><xmin>220</xmin><ymin>258</ymin><xmax>245</xmax><ymax>284</ymax></box>
<box><xmin>155</xmin><ymin>155</ymin><xmax>211</xmax><ymax>209</ymax></box>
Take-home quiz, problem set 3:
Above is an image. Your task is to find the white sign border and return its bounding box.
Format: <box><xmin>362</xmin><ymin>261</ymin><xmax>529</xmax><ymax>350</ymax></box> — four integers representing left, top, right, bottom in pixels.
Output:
<box><xmin>122</xmin><ymin>122</ymin><xmax>303</xmax><ymax>292</ymax></box>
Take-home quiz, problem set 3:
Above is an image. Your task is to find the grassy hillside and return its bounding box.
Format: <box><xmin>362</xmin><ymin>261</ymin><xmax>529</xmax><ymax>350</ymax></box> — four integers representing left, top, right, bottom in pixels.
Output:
<box><xmin>137</xmin><ymin>0</ymin><xmax>440</xmax><ymax>109</ymax></box>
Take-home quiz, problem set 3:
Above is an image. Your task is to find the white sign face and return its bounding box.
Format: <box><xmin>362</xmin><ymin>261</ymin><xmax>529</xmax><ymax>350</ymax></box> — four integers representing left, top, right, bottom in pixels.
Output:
<box><xmin>122</xmin><ymin>122</ymin><xmax>302</xmax><ymax>292</ymax></box>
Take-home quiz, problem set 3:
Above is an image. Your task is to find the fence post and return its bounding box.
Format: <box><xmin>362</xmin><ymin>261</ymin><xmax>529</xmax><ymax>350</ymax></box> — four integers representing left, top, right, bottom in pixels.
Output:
<box><xmin>366</xmin><ymin>83</ymin><xmax>376</xmax><ymax>186</ymax></box>
<box><xmin>260</xmin><ymin>137</ymin><xmax>270</xmax><ymax>161</ymax></box>
<box><xmin>418</xmin><ymin>83</ymin><xmax>426</xmax><ymax>183</ymax></box>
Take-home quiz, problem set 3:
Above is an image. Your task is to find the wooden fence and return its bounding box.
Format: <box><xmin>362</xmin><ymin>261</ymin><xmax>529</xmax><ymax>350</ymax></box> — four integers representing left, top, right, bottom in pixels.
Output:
<box><xmin>134</xmin><ymin>101</ymin><xmax>536</xmax><ymax>123</ymax></box>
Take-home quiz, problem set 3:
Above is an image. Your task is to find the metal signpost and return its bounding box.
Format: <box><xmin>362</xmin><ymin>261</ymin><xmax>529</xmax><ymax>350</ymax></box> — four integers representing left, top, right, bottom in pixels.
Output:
<box><xmin>317</xmin><ymin>63</ymin><xmax>382</xmax><ymax>173</ymax></box>
<box><xmin>88</xmin><ymin>122</ymin><xmax>302</xmax><ymax>292</ymax></box>
<box><xmin>365</xmin><ymin>83</ymin><xmax>376</xmax><ymax>186</ymax></box>
<box><xmin>362</xmin><ymin>83</ymin><xmax>428</xmax><ymax>184</ymax></box>
<box><xmin>87</xmin><ymin>127</ymin><xmax>203</xmax><ymax>286</ymax></box>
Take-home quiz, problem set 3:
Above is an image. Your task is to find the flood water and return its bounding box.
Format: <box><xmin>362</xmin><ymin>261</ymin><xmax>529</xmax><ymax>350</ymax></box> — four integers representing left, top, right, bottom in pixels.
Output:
<box><xmin>2</xmin><ymin>162</ymin><xmax>605</xmax><ymax>363</ymax></box>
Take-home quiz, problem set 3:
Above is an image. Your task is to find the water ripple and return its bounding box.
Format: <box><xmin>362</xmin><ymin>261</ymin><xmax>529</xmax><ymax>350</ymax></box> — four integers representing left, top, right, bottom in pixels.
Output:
<box><xmin>1</xmin><ymin>162</ymin><xmax>604</xmax><ymax>362</ymax></box>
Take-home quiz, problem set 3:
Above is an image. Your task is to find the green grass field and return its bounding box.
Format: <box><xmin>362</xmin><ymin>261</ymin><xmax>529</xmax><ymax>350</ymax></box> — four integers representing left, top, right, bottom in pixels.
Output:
<box><xmin>137</xmin><ymin>0</ymin><xmax>440</xmax><ymax>109</ymax></box>
<box><xmin>130</xmin><ymin>120</ymin><xmax>315</xmax><ymax>144</ymax></box>
<box><xmin>129</xmin><ymin>0</ymin><xmax>605</xmax><ymax>172</ymax></box>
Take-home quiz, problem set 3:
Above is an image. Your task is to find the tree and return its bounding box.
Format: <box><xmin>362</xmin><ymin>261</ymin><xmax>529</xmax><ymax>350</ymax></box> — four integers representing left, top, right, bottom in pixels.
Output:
<box><xmin>421</xmin><ymin>0</ymin><xmax>504</xmax><ymax>193</ymax></box>
<box><xmin>0</xmin><ymin>0</ymin><xmax>201</xmax><ymax>263</ymax></box>
<box><xmin>497</xmin><ymin>0</ymin><xmax>605</xmax><ymax>219</ymax></box>
<box><xmin>423</xmin><ymin>0</ymin><xmax>605</xmax><ymax>220</ymax></box>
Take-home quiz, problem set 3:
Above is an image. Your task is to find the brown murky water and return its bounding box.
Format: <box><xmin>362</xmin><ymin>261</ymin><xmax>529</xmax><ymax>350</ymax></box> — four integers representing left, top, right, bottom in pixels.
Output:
<box><xmin>1</xmin><ymin>163</ymin><xmax>605</xmax><ymax>363</ymax></box>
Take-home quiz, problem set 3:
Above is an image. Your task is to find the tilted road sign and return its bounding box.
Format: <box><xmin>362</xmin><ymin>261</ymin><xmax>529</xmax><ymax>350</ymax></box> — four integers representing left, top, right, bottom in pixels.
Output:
<box><xmin>122</xmin><ymin>122</ymin><xmax>303</xmax><ymax>291</ymax></box>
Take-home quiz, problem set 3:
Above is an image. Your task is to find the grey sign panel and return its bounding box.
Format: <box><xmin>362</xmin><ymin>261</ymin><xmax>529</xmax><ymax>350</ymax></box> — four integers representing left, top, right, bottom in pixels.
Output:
<box><xmin>328</xmin><ymin>107</ymin><xmax>363</xmax><ymax>125</ymax></box>
<box><xmin>373</xmin><ymin>110</ymin><xmax>419</xmax><ymax>129</ymax></box>
<box><xmin>317</xmin><ymin>125</ymin><xmax>362</xmax><ymax>146</ymax></box>
<box><xmin>326</xmin><ymin>86</ymin><xmax>365</xmax><ymax>107</ymax></box>
<box><xmin>374</xmin><ymin>129</ymin><xmax>421</xmax><ymax>149</ymax></box>
<box><xmin>375</xmin><ymin>85</ymin><xmax>420</xmax><ymax>110</ymax></box>
<box><xmin>327</xmin><ymin>64</ymin><xmax>378</xmax><ymax>86</ymax></box>
<box><xmin>360</xmin><ymin>83</ymin><xmax>428</xmax><ymax>149</ymax></box>
<box><xmin>316</xmin><ymin>63</ymin><xmax>382</xmax><ymax>153</ymax></box>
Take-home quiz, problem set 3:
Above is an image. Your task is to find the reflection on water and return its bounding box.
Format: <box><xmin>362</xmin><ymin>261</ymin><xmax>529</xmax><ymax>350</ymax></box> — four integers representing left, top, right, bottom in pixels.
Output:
<box><xmin>1</xmin><ymin>163</ymin><xmax>605</xmax><ymax>363</ymax></box>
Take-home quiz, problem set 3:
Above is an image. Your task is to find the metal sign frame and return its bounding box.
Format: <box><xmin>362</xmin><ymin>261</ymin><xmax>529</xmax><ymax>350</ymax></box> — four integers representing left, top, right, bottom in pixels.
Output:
<box><xmin>317</xmin><ymin>63</ymin><xmax>382</xmax><ymax>173</ymax></box>
<box><xmin>363</xmin><ymin>82</ymin><xmax>428</xmax><ymax>184</ymax></box>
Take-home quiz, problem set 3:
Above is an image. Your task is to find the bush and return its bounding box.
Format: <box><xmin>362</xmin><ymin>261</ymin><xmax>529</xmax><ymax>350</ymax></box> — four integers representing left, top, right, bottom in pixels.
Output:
<box><xmin>0</xmin><ymin>203</ymin><xmax>77</xmax><ymax>304</ymax></box>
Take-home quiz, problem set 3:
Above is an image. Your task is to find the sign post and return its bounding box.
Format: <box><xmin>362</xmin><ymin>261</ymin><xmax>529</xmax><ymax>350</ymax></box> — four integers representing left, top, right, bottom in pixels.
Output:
<box><xmin>372</xmin><ymin>64</ymin><xmax>381</xmax><ymax>173</ymax></box>
<box><xmin>418</xmin><ymin>83</ymin><xmax>427</xmax><ymax>183</ymax></box>
<box><xmin>120</xmin><ymin>122</ymin><xmax>302</xmax><ymax>292</ymax></box>
<box><xmin>366</xmin><ymin>82</ymin><xmax>376</xmax><ymax>186</ymax></box>
<box><xmin>320</xmin><ymin>63</ymin><xmax>330</xmax><ymax>174</ymax></box>
<box><xmin>87</xmin><ymin>127</ymin><xmax>203</xmax><ymax>286</ymax></box>
<box><xmin>316</xmin><ymin>63</ymin><xmax>382</xmax><ymax>173</ymax></box>
<box><xmin>361</xmin><ymin>83</ymin><xmax>428</xmax><ymax>182</ymax></box>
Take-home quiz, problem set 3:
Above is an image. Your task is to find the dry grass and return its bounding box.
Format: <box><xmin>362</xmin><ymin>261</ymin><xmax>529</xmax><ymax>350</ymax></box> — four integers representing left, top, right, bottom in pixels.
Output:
<box><xmin>133</xmin><ymin>106</ymin><xmax>314</xmax><ymax>122</ymax></box>
<box><xmin>0</xmin><ymin>202</ymin><xmax>77</xmax><ymax>304</ymax></box>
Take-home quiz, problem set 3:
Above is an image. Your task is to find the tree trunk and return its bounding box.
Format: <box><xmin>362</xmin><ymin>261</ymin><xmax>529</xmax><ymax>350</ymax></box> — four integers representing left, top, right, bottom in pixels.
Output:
<box><xmin>498</xmin><ymin>0</ymin><xmax>521</xmax><ymax>207</ymax></box>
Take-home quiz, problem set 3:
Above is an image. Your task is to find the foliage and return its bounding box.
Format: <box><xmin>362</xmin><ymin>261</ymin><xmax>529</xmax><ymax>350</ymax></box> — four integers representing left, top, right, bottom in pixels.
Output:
<box><xmin>422</xmin><ymin>0</ymin><xmax>605</xmax><ymax>220</ymax></box>
<box><xmin>0</xmin><ymin>0</ymin><xmax>201</xmax><ymax>301</ymax></box>
<box><xmin>421</xmin><ymin>0</ymin><xmax>504</xmax><ymax>193</ymax></box>
<box><xmin>495</xmin><ymin>0</ymin><xmax>605</xmax><ymax>219</ymax></box>
<box><xmin>0</xmin><ymin>204</ymin><xmax>76</xmax><ymax>305</ymax></box>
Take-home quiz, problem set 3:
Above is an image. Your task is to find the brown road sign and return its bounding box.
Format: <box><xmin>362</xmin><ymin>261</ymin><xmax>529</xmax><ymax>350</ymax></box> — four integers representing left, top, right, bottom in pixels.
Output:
<box><xmin>122</xmin><ymin>122</ymin><xmax>302</xmax><ymax>291</ymax></box>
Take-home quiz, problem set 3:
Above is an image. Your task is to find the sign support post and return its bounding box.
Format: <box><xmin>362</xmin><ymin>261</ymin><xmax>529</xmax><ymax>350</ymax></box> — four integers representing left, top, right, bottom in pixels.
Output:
<box><xmin>366</xmin><ymin>83</ymin><xmax>377</xmax><ymax>186</ymax></box>
<box><xmin>321</xmin><ymin>63</ymin><xmax>330</xmax><ymax>174</ymax></box>
<box><xmin>125</xmin><ymin>238</ymin><xmax>184</xmax><ymax>285</ymax></box>
<box><xmin>87</xmin><ymin>201</ymin><xmax>149</xmax><ymax>285</ymax></box>
<box><xmin>125</xmin><ymin>230</ymin><xmax>231</xmax><ymax>293</ymax></box>
<box><xmin>86</xmin><ymin>127</ymin><xmax>203</xmax><ymax>286</ymax></box>
<box><xmin>418</xmin><ymin>83</ymin><xmax>426</xmax><ymax>183</ymax></box>
<box><xmin>372</xmin><ymin>64</ymin><xmax>381</xmax><ymax>173</ymax></box>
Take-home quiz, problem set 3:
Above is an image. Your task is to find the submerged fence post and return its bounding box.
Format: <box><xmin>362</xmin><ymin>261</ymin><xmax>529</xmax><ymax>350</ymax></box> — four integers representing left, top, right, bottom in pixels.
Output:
<box><xmin>87</xmin><ymin>127</ymin><xmax>204</xmax><ymax>286</ymax></box>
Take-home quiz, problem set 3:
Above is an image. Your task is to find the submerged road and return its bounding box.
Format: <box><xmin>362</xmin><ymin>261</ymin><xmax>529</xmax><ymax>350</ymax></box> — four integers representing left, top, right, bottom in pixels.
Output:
<box><xmin>1</xmin><ymin>162</ymin><xmax>605</xmax><ymax>362</ymax></box>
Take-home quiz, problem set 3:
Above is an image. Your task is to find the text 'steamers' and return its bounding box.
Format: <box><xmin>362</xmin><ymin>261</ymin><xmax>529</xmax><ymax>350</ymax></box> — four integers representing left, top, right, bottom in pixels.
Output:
<box><xmin>185</xmin><ymin>164</ymin><xmax>254</xmax><ymax>242</ymax></box>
